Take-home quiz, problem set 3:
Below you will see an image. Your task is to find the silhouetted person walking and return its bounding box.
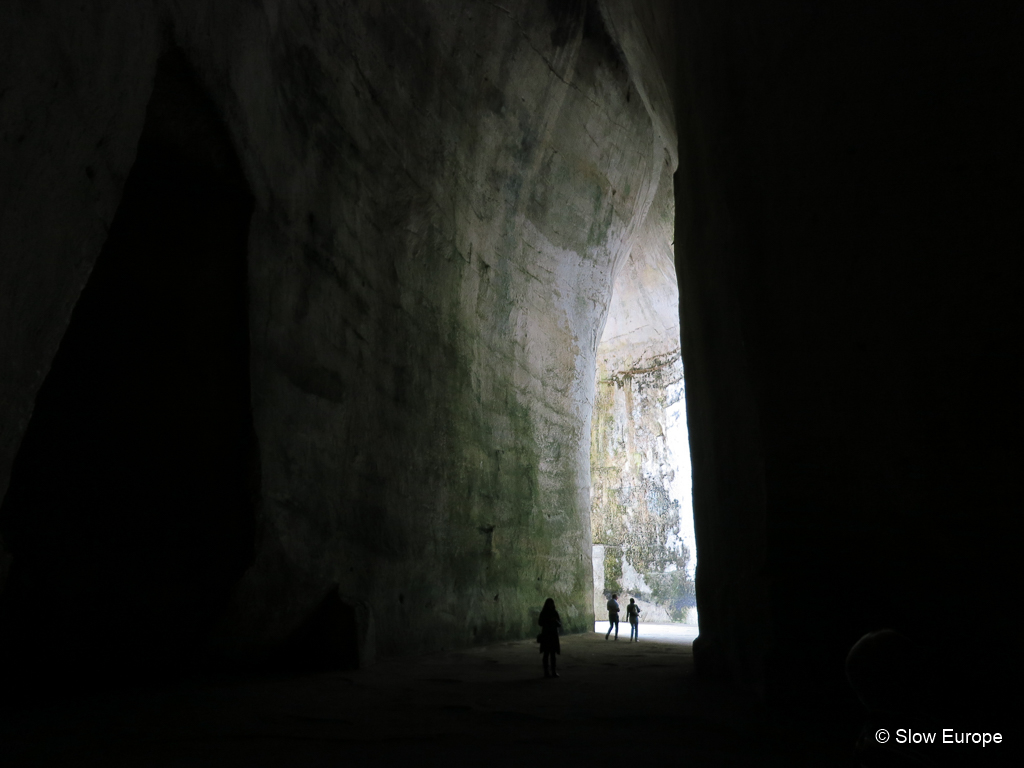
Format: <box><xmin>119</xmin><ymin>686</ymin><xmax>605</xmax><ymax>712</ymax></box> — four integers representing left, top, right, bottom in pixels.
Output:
<box><xmin>605</xmin><ymin>594</ymin><xmax>620</xmax><ymax>640</ymax></box>
<box><xmin>626</xmin><ymin>597</ymin><xmax>641</xmax><ymax>642</ymax></box>
<box><xmin>538</xmin><ymin>598</ymin><xmax>561</xmax><ymax>678</ymax></box>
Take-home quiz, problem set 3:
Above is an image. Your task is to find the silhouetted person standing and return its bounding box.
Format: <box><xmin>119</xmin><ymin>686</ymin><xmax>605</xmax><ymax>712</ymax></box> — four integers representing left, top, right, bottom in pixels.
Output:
<box><xmin>538</xmin><ymin>598</ymin><xmax>561</xmax><ymax>678</ymax></box>
<box><xmin>605</xmin><ymin>594</ymin><xmax>620</xmax><ymax>640</ymax></box>
<box><xmin>626</xmin><ymin>597</ymin><xmax>641</xmax><ymax>642</ymax></box>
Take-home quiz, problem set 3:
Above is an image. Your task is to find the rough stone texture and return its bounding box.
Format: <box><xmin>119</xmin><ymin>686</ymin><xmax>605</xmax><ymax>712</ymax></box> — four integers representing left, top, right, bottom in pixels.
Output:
<box><xmin>588</xmin><ymin>153</ymin><xmax>693</xmax><ymax>621</ymax></box>
<box><xmin>1</xmin><ymin>0</ymin><xmax>1019</xmax><ymax>728</ymax></box>
<box><xmin>596</xmin><ymin>160</ymin><xmax>679</xmax><ymax>369</ymax></box>
<box><xmin>589</xmin><ymin>342</ymin><xmax>691</xmax><ymax>619</ymax></box>
<box><xmin>591</xmin><ymin>543</ymin><xmax>606</xmax><ymax>615</ymax></box>
<box><xmin>0</xmin><ymin>0</ymin><xmax>674</xmax><ymax>676</ymax></box>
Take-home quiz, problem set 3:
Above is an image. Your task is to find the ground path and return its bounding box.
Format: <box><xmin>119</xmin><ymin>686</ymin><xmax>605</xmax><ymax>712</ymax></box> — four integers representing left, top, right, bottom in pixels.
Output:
<box><xmin>2</xmin><ymin>625</ymin><xmax>857</xmax><ymax>766</ymax></box>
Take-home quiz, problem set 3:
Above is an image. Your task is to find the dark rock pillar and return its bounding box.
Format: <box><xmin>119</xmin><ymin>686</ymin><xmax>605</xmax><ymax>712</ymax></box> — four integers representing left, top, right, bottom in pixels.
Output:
<box><xmin>672</xmin><ymin>0</ymin><xmax>1022</xmax><ymax>706</ymax></box>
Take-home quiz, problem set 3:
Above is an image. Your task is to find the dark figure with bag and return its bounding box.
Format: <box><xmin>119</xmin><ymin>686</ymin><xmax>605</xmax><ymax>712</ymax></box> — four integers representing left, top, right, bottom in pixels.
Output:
<box><xmin>537</xmin><ymin>598</ymin><xmax>562</xmax><ymax>678</ymax></box>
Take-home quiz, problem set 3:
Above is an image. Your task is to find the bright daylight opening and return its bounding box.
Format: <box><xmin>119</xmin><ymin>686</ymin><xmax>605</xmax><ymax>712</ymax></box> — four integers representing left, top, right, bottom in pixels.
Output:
<box><xmin>589</xmin><ymin>183</ymin><xmax>697</xmax><ymax>642</ymax></box>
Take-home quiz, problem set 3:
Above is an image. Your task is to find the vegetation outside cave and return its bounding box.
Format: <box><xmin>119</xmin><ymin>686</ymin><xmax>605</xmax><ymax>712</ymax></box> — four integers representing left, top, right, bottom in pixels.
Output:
<box><xmin>591</xmin><ymin>350</ymin><xmax>696</xmax><ymax>623</ymax></box>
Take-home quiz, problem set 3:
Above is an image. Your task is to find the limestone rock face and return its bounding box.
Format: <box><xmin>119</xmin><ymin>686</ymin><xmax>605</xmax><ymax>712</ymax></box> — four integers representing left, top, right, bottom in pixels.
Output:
<box><xmin>6</xmin><ymin>0</ymin><xmax>1016</xmax><ymax>716</ymax></box>
<box><xmin>597</xmin><ymin>160</ymin><xmax>680</xmax><ymax>369</ymax></box>
<box><xmin>589</xmin><ymin>158</ymin><xmax>693</xmax><ymax>621</ymax></box>
<box><xmin>0</xmin><ymin>0</ymin><xmax>674</xmax><ymax>670</ymax></box>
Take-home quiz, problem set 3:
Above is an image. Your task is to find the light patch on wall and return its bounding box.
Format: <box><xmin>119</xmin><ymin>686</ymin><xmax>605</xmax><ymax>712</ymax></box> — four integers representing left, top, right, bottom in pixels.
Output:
<box><xmin>588</xmin><ymin>167</ymin><xmax>695</xmax><ymax>624</ymax></box>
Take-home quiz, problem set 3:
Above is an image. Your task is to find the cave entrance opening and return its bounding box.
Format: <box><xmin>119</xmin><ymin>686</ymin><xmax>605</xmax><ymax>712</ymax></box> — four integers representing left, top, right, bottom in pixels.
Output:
<box><xmin>589</xmin><ymin>209</ymin><xmax>696</xmax><ymax>634</ymax></box>
<box><xmin>0</xmin><ymin>50</ymin><xmax>257</xmax><ymax>682</ymax></box>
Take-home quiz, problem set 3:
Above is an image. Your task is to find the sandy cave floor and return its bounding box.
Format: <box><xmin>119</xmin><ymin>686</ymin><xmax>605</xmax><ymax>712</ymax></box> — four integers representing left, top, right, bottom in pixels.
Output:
<box><xmin>2</xmin><ymin>626</ymin><xmax>857</xmax><ymax>767</ymax></box>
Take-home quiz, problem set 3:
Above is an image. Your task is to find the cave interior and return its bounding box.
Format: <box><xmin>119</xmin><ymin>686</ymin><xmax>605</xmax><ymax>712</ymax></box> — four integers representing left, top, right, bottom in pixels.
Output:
<box><xmin>0</xmin><ymin>2</ymin><xmax>1019</xmax><ymax>765</ymax></box>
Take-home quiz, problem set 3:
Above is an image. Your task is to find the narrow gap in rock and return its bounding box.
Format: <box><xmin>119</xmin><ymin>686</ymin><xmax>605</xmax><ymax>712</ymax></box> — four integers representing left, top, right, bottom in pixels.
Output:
<box><xmin>590</xmin><ymin>177</ymin><xmax>697</xmax><ymax>639</ymax></box>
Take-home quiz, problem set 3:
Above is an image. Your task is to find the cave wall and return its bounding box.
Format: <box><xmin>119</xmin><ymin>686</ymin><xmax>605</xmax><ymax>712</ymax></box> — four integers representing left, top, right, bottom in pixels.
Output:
<box><xmin>5</xmin><ymin>0</ymin><xmax>1016</xmax><ymax>710</ymax></box>
<box><xmin>0</xmin><ymin>48</ymin><xmax>257</xmax><ymax>676</ymax></box>
<box><xmin>0</xmin><ymin>0</ymin><xmax>672</xmax><ymax>672</ymax></box>
<box><xmin>672</xmin><ymin>1</ymin><xmax>1022</xmax><ymax>701</ymax></box>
